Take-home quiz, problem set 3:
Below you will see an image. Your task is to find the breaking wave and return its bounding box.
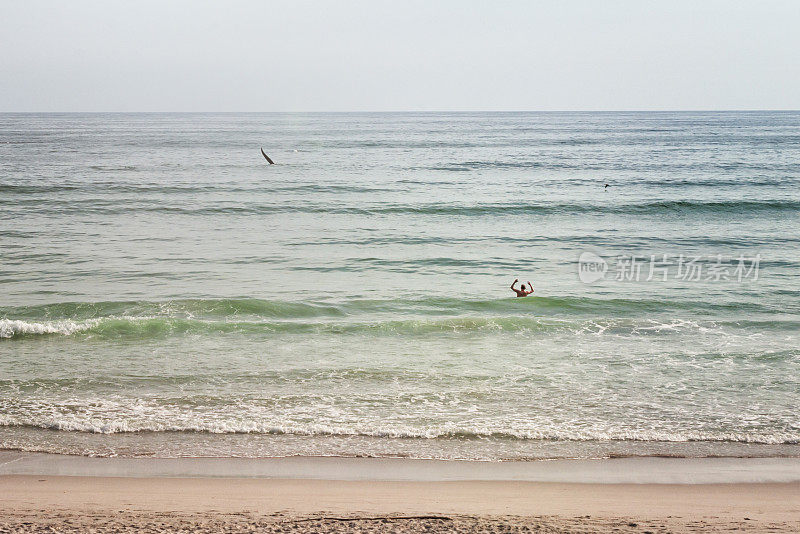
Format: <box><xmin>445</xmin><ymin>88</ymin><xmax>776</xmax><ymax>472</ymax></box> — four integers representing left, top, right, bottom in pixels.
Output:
<box><xmin>2</xmin><ymin>296</ymin><xmax>796</xmax><ymax>340</ymax></box>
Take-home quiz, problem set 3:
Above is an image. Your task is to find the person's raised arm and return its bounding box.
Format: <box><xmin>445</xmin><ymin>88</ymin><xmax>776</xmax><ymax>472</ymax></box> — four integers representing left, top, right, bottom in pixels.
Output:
<box><xmin>528</xmin><ymin>282</ymin><xmax>534</xmax><ymax>293</ymax></box>
<box><xmin>510</xmin><ymin>278</ymin><xmax>518</xmax><ymax>290</ymax></box>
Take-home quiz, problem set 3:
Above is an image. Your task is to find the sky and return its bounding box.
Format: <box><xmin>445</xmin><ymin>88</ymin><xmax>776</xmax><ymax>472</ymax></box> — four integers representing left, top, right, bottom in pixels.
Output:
<box><xmin>1</xmin><ymin>0</ymin><xmax>799</xmax><ymax>111</ymax></box>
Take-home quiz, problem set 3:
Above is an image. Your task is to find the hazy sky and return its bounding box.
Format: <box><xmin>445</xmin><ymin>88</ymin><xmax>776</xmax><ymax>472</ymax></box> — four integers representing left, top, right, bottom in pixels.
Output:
<box><xmin>2</xmin><ymin>1</ymin><xmax>798</xmax><ymax>111</ymax></box>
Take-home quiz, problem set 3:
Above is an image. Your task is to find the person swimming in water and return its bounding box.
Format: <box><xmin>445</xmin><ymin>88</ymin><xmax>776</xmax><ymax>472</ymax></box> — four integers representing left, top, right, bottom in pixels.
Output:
<box><xmin>510</xmin><ymin>278</ymin><xmax>534</xmax><ymax>297</ymax></box>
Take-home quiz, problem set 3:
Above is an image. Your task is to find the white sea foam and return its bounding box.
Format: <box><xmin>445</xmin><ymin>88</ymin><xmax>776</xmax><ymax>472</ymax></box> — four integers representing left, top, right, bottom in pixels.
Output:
<box><xmin>0</xmin><ymin>319</ymin><xmax>100</xmax><ymax>339</ymax></box>
<box><xmin>1</xmin><ymin>415</ymin><xmax>798</xmax><ymax>445</ymax></box>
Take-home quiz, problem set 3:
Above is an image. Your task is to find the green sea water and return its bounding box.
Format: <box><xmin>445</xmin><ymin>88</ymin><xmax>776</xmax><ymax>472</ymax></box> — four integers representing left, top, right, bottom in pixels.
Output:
<box><xmin>1</xmin><ymin>112</ymin><xmax>799</xmax><ymax>459</ymax></box>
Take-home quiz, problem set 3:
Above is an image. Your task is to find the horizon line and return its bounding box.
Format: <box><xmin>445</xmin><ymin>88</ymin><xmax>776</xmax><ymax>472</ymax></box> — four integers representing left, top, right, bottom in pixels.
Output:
<box><xmin>2</xmin><ymin>109</ymin><xmax>800</xmax><ymax>114</ymax></box>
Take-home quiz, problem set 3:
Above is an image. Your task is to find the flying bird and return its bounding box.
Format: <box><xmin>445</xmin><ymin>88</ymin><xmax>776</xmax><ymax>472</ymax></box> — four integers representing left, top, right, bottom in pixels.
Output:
<box><xmin>260</xmin><ymin>147</ymin><xmax>275</xmax><ymax>164</ymax></box>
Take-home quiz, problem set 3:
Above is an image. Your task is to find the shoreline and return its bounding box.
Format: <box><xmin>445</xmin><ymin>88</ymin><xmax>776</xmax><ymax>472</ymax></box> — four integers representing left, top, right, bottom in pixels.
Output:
<box><xmin>4</xmin><ymin>449</ymin><xmax>800</xmax><ymax>531</ymax></box>
<box><xmin>3</xmin><ymin>451</ymin><xmax>800</xmax><ymax>484</ymax></box>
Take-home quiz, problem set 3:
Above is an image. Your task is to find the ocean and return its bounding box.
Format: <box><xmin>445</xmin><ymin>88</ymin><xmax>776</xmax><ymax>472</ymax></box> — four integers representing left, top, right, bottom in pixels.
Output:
<box><xmin>1</xmin><ymin>111</ymin><xmax>799</xmax><ymax>460</ymax></box>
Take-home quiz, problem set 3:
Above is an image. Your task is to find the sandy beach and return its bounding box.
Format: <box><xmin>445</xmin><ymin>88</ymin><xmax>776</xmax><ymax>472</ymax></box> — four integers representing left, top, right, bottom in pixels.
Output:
<box><xmin>1</xmin><ymin>455</ymin><xmax>799</xmax><ymax>532</ymax></box>
<box><xmin>2</xmin><ymin>475</ymin><xmax>799</xmax><ymax>532</ymax></box>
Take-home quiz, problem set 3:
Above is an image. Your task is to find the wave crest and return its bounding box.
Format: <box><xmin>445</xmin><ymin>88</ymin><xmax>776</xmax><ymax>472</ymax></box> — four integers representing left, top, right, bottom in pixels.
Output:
<box><xmin>0</xmin><ymin>319</ymin><xmax>99</xmax><ymax>339</ymax></box>
<box><xmin>2</xmin><ymin>296</ymin><xmax>796</xmax><ymax>340</ymax></box>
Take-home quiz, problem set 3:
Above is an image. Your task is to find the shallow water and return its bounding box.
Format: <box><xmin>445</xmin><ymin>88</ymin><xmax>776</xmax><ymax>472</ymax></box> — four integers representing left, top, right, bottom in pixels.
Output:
<box><xmin>1</xmin><ymin>112</ymin><xmax>799</xmax><ymax>458</ymax></box>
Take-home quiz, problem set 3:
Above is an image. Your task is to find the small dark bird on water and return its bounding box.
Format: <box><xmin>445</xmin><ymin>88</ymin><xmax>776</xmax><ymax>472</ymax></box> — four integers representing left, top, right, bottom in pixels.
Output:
<box><xmin>260</xmin><ymin>147</ymin><xmax>275</xmax><ymax>164</ymax></box>
<box><xmin>604</xmin><ymin>183</ymin><xmax>609</xmax><ymax>189</ymax></box>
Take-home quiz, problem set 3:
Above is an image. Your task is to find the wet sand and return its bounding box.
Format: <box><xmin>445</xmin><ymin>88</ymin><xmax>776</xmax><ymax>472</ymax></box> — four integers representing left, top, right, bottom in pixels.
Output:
<box><xmin>1</xmin><ymin>454</ymin><xmax>799</xmax><ymax>532</ymax></box>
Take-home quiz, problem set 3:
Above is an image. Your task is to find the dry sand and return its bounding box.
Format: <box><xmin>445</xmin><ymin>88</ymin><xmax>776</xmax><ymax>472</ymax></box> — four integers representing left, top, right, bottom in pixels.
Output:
<box><xmin>1</xmin><ymin>475</ymin><xmax>799</xmax><ymax>532</ymax></box>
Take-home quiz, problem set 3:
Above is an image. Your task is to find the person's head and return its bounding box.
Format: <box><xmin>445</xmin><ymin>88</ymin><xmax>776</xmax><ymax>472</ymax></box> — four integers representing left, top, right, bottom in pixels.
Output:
<box><xmin>520</xmin><ymin>284</ymin><xmax>526</xmax><ymax>290</ymax></box>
